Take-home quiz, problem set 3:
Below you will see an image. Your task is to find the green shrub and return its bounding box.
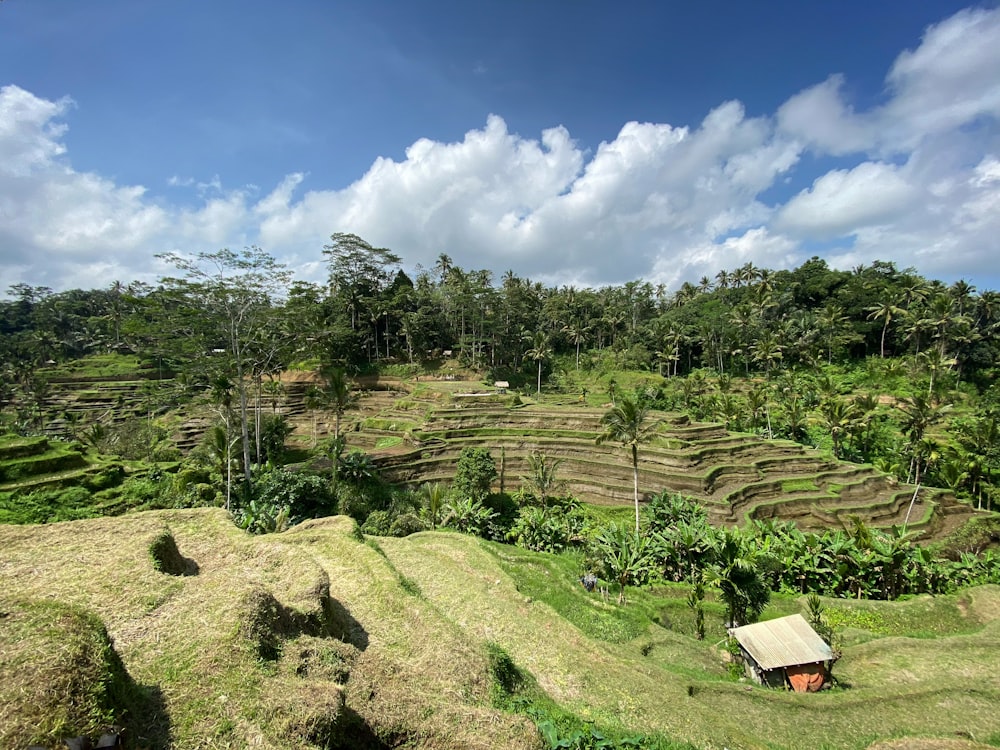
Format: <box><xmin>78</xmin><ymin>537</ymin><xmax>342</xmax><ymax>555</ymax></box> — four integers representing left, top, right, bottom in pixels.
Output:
<box><xmin>442</xmin><ymin>496</ymin><xmax>498</xmax><ymax>539</ymax></box>
<box><xmin>232</xmin><ymin>498</ymin><xmax>290</xmax><ymax>535</ymax></box>
<box><xmin>251</xmin><ymin>466</ymin><xmax>333</xmax><ymax>520</ymax></box>
<box><xmin>361</xmin><ymin>510</ymin><xmax>393</xmax><ymax>536</ymax></box>
<box><xmin>388</xmin><ymin>512</ymin><xmax>426</xmax><ymax>537</ymax></box>
<box><xmin>453</xmin><ymin>447</ymin><xmax>497</xmax><ymax>503</ymax></box>
<box><xmin>0</xmin><ymin>486</ymin><xmax>97</xmax><ymax>524</ymax></box>
<box><xmin>84</xmin><ymin>464</ymin><xmax>125</xmax><ymax>491</ymax></box>
<box><xmin>508</xmin><ymin>505</ymin><xmax>585</xmax><ymax>553</ymax></box>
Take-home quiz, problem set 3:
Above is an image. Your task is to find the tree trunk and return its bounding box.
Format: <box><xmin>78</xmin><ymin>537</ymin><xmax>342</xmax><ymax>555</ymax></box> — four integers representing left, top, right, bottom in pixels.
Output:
<box><xmin>632</xmin><ymin>445</ymin><xmax>640</xmax><ymax>533</ymax></box>
<box><xmin>333</xmin><ymin>410</ymin><xmax>342</xmax><ymax>492</ymax></box>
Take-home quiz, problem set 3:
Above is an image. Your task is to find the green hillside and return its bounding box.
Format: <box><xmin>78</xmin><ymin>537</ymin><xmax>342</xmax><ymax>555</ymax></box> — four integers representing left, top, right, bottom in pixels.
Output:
<box><xmin>3</xmin><ymin>510</ymin><xmax>1000</xmax><ymax>750</ymax></box>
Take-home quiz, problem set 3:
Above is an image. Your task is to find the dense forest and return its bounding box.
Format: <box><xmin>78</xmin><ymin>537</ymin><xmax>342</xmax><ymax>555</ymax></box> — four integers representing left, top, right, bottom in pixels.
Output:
<box><xmin>3</xmin><ymin>235</ymin><xmax>999</xmax><ymax>507</ymax></box>
<box><xmin>5</xmin><ymin>235</ymin><xmax>1000</xmax><ymax>747</ymax></box>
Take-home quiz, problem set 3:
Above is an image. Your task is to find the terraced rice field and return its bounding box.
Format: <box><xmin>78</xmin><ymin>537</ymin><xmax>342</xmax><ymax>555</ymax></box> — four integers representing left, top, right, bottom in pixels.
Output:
<box><xmin>292</xmin><ymin>377</ymin><xmax>979</xmax><ymax>541</ymax></box>
<box><xmin>11</xmin><ymin>368</ymin><xmax>980</xmax><ymax>541</ymax></box>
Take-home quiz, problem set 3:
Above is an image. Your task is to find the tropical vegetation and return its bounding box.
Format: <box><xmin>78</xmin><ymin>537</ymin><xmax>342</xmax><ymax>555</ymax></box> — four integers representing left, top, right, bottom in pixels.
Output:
<box><xmin>3</xmin><ymin>238</ymin><xmax>1000</xmax><ymax>748</ymax></box>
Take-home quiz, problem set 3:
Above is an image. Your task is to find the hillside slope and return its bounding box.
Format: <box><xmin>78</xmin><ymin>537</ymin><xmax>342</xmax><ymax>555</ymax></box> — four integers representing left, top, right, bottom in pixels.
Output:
<box><xmin>3</xmin><ymin>510</ymin><xmax>1000</xmax><ymax>749</ymax></box>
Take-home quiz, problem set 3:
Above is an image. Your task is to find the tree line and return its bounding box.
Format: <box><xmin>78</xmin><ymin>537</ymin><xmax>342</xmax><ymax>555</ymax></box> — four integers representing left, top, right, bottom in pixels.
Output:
<box><xmin>2</xmin><ymin>239</ymin><xmax>1000</xmax><ymax>511</ymax></box>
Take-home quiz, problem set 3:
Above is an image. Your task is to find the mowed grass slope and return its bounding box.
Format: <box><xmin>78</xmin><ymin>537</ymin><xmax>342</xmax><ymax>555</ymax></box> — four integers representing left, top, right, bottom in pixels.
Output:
<box><xmin>1</xmin><ymin>511</ymin><xmax>999</xmax><ymax>749</ymax></box>
<box><xmin>378</xmin><ymin>532</ymin><xmax>1000</xmax><ymax>750</ymax></box>
<box><xmin>0</xmin><ymin>510</ymin><xmax>537</xmax><ymax>750</ymax></box>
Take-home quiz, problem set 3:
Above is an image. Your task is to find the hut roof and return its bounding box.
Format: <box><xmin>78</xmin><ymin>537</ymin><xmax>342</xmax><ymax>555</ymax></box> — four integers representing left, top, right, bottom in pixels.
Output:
<box><xmin>730</xmin><ymin>614</ymin><xmax>833</xmax><ymax>670</ymax></box>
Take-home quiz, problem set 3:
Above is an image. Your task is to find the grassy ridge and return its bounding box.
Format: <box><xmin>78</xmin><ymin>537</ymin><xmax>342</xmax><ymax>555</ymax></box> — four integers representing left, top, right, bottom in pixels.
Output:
<box><xmin>377</xmin><ymin>532</ymin><xmax>1000</xmax><ymax>749</ymax></box>
<box><xmin>3</xmin><ymin>510</ymin><xmax>1000</xmax><ymax>749</ymax></box>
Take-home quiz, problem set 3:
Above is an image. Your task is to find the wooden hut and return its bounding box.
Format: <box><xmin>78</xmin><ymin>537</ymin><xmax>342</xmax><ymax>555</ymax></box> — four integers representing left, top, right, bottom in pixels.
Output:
<box><xmin>729</xmin><ymin>614</ymin><xmax>833</xmax><ymax>692</ymax></box>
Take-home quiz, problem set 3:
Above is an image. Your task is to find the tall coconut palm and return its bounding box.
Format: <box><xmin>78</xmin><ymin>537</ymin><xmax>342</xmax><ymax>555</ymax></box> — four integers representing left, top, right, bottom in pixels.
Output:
<box><xmin>866</xmin><ymin>297</ymin><xmax>905</xmax><ymax>358</ymax></box>
<box><xmin>303</xmin><ymin>386</ymin><xmax>325</xmax><ymax>448</ymax></box>
<box><xmin>596</xmin><ymin>395</ymin><xmax>660</xmax><ymax>532</ymax></box>
<box><xmin>561</xmin><ymin>323</ymin><xmax>590</xmax><ymax>370</ymax></box>
<box><xmin>898</xmin><ymin>394</ymin><xmax>950</xmax><ymax>484</ymax></box>
<box><xmin>524</xmin><ymin>330</ymin><xmax>552</xmax><ymax>396</ymax></box>
<box><xmin>262</xmin><ymin>378</ymin><xmax>285</xmax><ymax>415</ymax></box>
<box><xmin>750</xmin><ymin>332</ymin><xmax>783</xmax><ymax>378</ymax></box>
<box><xmin>815</xmin><ymin>397</ymin><xmax>858</xmax><ymax>460</ymax></box>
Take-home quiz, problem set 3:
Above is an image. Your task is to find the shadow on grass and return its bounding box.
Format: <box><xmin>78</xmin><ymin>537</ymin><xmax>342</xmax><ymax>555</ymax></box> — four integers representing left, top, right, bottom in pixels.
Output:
<box><xmin>325</xmin><ymin>595</ymin><xmax>370</xmax><ymax>650</ymax></box>
<box><xmin>128</xmin><ymin>683</ymin><xmax>173</xmax><ymax>750</ymax></box>
<box><xmin>329</xmin><ymin>706</ymin><xmax>398</xmax><ymax>750</ymax></box>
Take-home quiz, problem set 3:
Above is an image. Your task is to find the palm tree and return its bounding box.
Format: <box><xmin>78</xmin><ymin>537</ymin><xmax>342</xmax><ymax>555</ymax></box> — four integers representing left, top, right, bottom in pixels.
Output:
<box><xmin>262</xmin><ymin>378</ymin><xmax>284</xmax><ymax>415</ymax></box>
<box><xmin>955</xmin><ymin>417</ymin><xmax>997</xmax><ymax>509</ymax></box>
<box><xmin>866</xmin><ymin>297</ymin><xmax>904</xmax><ymax>358</ymax></box>
<box><xmin>208</xmin><ymin>375</ymin><xmax>237</xmax><ymax>504</ymax></box>
<box><xmin>916</xmin><ymin>347</ymin><xmax>957</xmax><ymax>398</ymax></box>
<box><xmin>852</xmin><ymin>392</ymin><xmax>880</xmax><ymax>459</ymax></box>
<box><xmin>745</xmin><ymin>383</ymin><xmax>772</xmax><ymax>437</ymax></box>
<box><xmin>204</xmin><ymin>424</ymin><xmax>238</xmax><ymax>512</ymax></box>
<box><xmin>703</xmin><ymin>529</ymin><xmax>771</xmax><ymax>627</ymax></box>
<box><xmin>524</xmin><ymin>331</ymin><xmax>552</xmax><ymax>396</ymax></box>
<box><xmin>319</xmin><ymin>365</ymin><xmax>353</xmax><ymax>490</ymax></box>
<box><xmin>561</xmin><ymin>323</ymin><xmax>590</xmax><ymax>369</ymax></box>
<box><xmin>750</xmin><ymin>332</ymin><xmax>783</xmax><ymax>378</ymax></box>
<box><xmin>815</xmin><ymin>397</ymin><xmax>858</xmax><ymax>460</ymax></box>
<box><xmin>949</xmin><ymin>279</ymin><xmax>976</xmax><ymax>316</ymax></box>
<box><xmin>521</xmin><ymin>452</ymin><xmax>565</xmax><ymax>506</ymax></box>
<box><xmin>779</xmin><ymin>394</ymin><xmax>810</xmax><ymax>444</ymax></box>
<box><xmin>596</xmin><ymin>395</ymin><xmax>660</xmax><ymax>532</ymax></box>
<box><xmin>419</xmin><ymin>482</ymin><xmax>448</xmax><ymax>529</ymax></box>
<box><xmin>923</xmin><ymin>293</ymin><xmax>957</xmax><ymax>353</ymax></box>
<box><xmin>897</xmin><ymin>394</ymin><xmax>949</xmax><ymax>484</ymax></box>
<box><xmin>303</xmin><ymin>386</ymin><xmax>325</xmax><ymax>448</ymax></box>
<box><xmin>818</xmin><ymin>304</ymin><xmax>847</xmax><ymax>364</ymax></box>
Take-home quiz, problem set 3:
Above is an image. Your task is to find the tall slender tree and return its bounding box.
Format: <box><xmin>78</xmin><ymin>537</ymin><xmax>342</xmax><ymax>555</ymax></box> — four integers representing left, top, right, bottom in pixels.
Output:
<box><xmin>524</xmin><ymin>330</ymin><xmax>552</xmax><ymax>396</ymax></box>
<box><xmin>866</xmin><ymin>297</ymin><xmax>904</xmax><ymax>358</ymax></box>
<box><xmin>157</xmin><ymin>247</ymin><xmax>291</xmax><ymax>490</ymax></box>
<box><xmin>596</xmin><ymin>395</ymin><xmax>659</xmax><ymax>532</ymax></box>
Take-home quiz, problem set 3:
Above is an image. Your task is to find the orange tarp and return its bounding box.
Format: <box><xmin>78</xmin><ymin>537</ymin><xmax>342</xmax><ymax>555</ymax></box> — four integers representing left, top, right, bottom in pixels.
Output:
<box><xmin>785</xmin><ymin>663</ymin><xmax>824</xmax><ymax>692</ymax></box>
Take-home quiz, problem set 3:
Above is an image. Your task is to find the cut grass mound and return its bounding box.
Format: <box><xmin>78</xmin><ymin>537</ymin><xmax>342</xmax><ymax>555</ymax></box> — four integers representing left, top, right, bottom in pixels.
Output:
<box><xmin>0</xmin><ymin>510</ymin><xmax>539</xmax><ymax>750</ymax></box>
<box><xmin>0</xmin><ymin>598</ymin><xmax>143</xmax><ymax>749</ymax></box>
<box><xmin>147</xmin><ymin>525</ymin><xmax>198</xmax><ymax>576</ymax></box>
<box><xmin>277</xmin><ymin>517</ymin><xmax>541</xmax><ymax>749</ymax></box>
<box><xmin>4</xmin><ymin>510</ymin><xmax>1000</xmax><ymax>749</ymax></box>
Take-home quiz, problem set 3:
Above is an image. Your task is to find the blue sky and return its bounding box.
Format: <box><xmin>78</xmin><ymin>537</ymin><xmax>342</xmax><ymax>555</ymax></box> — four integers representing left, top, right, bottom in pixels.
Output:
<box><xmin>1</xmin><ymin>0</ymin><xmax>999</xmax><ymax>293</ymax></box>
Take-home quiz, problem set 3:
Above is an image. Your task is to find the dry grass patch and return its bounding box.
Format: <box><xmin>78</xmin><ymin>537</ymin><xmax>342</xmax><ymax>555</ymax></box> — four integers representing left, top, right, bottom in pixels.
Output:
<box><xmin>4</xmin><ymin>510</ymin><xmax>1000</xmax><ymax>749</ymax></box>
<box><xmin>0</xmin><ymin>598</ymin><xmax>141</xmax><ymax>748</ymax></box>
<box><xmin>277</xmin><ymin>518</ymin><xmax>541</xmax><ymax>749</ymax></box>
<box><xmin>0</xmin><ymin>511</ymin><xmax>372</xmax><ymax>748</ymax></box>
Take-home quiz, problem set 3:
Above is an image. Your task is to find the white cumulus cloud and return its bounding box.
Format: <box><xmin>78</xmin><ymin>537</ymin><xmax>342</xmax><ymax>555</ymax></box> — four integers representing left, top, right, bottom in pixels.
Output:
<box><xmin>776</xmin><ymin>162</ymin><xmax>918</xmax><ymax>239</ymax></box>
<box><xmin>1</xmin><ymin>5</ymin><xmax>1000</xmax><ymax>294</ymax></box>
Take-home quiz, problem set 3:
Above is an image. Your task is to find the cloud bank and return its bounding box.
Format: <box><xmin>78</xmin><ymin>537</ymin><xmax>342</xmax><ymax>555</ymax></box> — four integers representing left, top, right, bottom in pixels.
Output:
<box><xmin>1</xmin><ymin>6</ymin><xmax>999</xmax><ymax>293</ymax></box>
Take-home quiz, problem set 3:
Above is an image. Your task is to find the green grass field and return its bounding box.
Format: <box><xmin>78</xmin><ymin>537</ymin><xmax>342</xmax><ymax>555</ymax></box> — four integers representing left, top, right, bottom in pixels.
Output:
<box><xmin>2</xmin><ymin>509</ymin><xmax>1000</xmax><ymax>749</ymax></box>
